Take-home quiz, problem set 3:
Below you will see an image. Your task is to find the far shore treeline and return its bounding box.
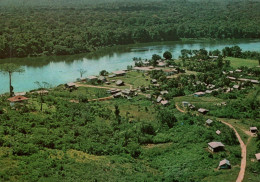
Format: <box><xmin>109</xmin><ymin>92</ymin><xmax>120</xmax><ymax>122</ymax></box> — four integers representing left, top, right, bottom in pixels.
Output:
<box><xmin>0</xmin><ymin>0</ymin><xmax>260</xmax><ymax>59</ymax></box>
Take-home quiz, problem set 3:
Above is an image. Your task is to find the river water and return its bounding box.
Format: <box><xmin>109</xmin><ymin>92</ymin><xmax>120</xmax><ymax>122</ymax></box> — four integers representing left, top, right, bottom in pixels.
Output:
<box><xmin>0</xmin><ymin>39</ymin><xmax>260</xmax><ymax>94</ymax></box>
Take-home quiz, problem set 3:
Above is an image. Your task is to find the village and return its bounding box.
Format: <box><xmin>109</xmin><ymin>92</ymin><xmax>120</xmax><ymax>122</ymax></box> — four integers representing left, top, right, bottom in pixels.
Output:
<box><xmin>0</xmin><ymin>48</ymin><xmax>259</xmax><ymax>181</ymax></box>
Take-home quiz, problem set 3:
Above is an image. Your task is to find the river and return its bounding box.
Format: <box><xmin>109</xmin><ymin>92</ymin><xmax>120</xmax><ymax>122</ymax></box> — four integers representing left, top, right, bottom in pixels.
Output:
<box><xmin>0</xmin><ymin>39</ymin><xmax>260</xmax><ymax>94</ymax></box>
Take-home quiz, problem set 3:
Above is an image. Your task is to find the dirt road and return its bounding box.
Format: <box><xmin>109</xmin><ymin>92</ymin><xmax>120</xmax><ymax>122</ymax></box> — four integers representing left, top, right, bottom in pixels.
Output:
<box><xmin>175</xmin><ymin>103</ymin><xmax>247</xmax><ymax>182</ymax></box>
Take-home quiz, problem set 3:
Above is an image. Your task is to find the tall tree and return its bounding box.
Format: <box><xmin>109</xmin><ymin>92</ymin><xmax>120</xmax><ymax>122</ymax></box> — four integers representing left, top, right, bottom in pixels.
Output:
<box><xmin>0</xmin><ymin>63</ymin><xmax>24</xmax><ymax>96</ymax></box>
<box><xmin>34</xmin><ymin>81</ymin><xmax>50</xmax><ymax>112</ymax></box>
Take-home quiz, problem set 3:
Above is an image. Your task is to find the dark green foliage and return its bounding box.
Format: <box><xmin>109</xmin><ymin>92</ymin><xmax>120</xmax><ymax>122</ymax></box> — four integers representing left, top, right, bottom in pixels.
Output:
<box><xmin>163</xmin><ymin>51</ymin><xmax>172</xmax><ymax>60</ymax></box>
<box><xmin>1</xmin><ymin>0</ymin><xmax>260</xmax><ymax>58</ymax></box>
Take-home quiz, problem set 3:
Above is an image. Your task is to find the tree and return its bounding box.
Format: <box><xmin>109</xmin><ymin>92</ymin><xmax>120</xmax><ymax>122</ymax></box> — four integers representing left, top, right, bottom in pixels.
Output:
<box><xmin>152</xmin><ymin>54</ymin><xmax>161</xmax><ymax>61</ymax></box>
<box><xmin>34</xmin><ymin>81</ymin><xmax>50</xmax><ymax>112</ymax></box>
<box><xmin>78</xmin><ymin>68</ymin><xmax>87</xmax><ymax>78</ymax></box>
<box><xmin>0</xmin><ymin>63</ymin><xmax>24</xmax><ymax>96</ymax></box>
<box><xmin>163</xmin><ymin>51</ymin><xmax>172</xmax><ymax>60</ymax></box>
<box><xmin>100</xmin><ymin>70</ymin><xmax>108</xmax><ymax>76</ymax></box>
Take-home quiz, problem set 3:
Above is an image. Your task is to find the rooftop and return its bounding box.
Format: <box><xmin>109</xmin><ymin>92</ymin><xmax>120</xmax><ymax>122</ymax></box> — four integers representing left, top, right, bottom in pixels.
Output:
<box><xmin>208</xmin><ymin>142</ymin><xmax>225</xmax><ymax>149</ymax></box>
<box><xmin>7</xmin><ymin>95</ymin><xmax>29</xmax><ymax>102</ymax></box>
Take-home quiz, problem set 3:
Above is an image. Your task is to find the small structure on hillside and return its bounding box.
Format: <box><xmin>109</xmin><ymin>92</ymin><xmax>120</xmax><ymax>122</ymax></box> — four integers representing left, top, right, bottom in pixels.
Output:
<box><xmin>108</xmin><ymin>89</ymin><xmax>121</xmax><ymax>95</ymax></box>
<box><xmin>35</xmin><ymin>90</ymin><xmax>49</xmax><ymax>95</ymax></box>
<box><xmin>113</xmin><ymin>70</ymin><xmax>126</xmax><ymax>76</ymax></box>
<box><xmin>249</xmin><ymin>127</ymin><xmax>258</xmax><ymax>133</ymax></box>
<box><xmin>216</xmin><ymin>130</ymin><xmax>221</xmax><ymax>135</ymax></box>
<box><xmin>87</xmin><ymin>76</ymin><xmax>98</xmax><ymax>82</ymax></box>
<box><xmin>163</xmin><ymin>69</ymin><xmax>175</xmax><ymax>76</ymax></box>
<box><xmin>198</xmin><ymin>108</ymin><xmax>209</xmax><ymax>114</ymax></box>
<box><xmin>113</xmin><ymin>92</ymin><xmax>122</xmax><ymax>98</ymax></box>
<box><xmin>255</xmin><ymin>153</ymin><xmax>260</xmax><ymax>161</ymax></box>
<box><xmin>108</xmin><ymin>74</ymin><xmax>116</xmax><ymax>78</ymax></box>
<box><xmin>116</xmin><ymin>80</ymin><xmax>124</xmax><ymax>86</ymax></box>
<box><xmin>188</xmin><ymin>104</ymin><xmax>196</xmax><ymax>110</ymax></box>
<box><xmin>161</xmin><ymin>100</ymin><xmax>169</xmax><ymax>106</ymax></box>
<box><xmin>235</xmin><ymin>69</ymin><xmax>242</xmax><ymax>73</ymax></box>
<box><xmin>218</xmin><ymin>159</ymin><xmax>231</xmax><ymax>169</ymax></box>
<box><xmin>122</xmin><ymin>89</ymin><xmax>135</xmax><ymax>96</ymax></box>
<box><xmin>233</xmin><ymin>85</ymin><xmax>239</xmax><ymax>89</ymax></box>
<box><xmin>151</xmin><ymin>79</ymin><xmax>157</xmax><ymax>84</ymax></box>
<box><xmin>206</xmin><ymin>119</ymin><xmax>213</xmax><ymax>126</ymax></box>
<box><xmin>160</xmin><ymin>90</ymin><xmax>168</xmax><ymax>95</ymax></box>
<box><xmin>182</xmin><ymin>101</ymin><xmax>189</xmax><ymax>107</ymax></box>
<box><xmin>65</xmin><ymin>82</ymin><xmax>77</xmax><ymax>89</ymax></box>
<box><xmin>98</xmin><ymin>76</ymin><xmax>107</xmax><ymax>83</ymax></box>
<box><xmin>251</xmin><ymin>80</ymin><xmax>260</xmax><ymax>84</ymax></box>
<box><xmin>208</xmin><ymin>142</ymin><xmax>225</xmax><ymax>152</ymax></box>
<box><xmin>227</xmin><ymin>76</ymin><xmax>236</xmax><ymax>81</ymax></box>
<box><xmin>14</xmin><ymin>92</ymin><xmax>27</xmax><ymax>96</ymax></box>
<box><xmin>194</xmin><ymin>92</ymin><xmax>205</xmax><ymax>97</ymax></box>
<box><xmin>205</xmin><ymin>90</ymin><xmax>212</xmax><ymax>94</ymax></box>
<box><xmin>7</xmin><ymin>95</ymin><xmax>29</xmax><ymax>107</ymax></box>
<box><xmin>157</xmin><ymin>96</ymin><xmax>163</xmax><ymax>103</ymax></box>
<box><xmin>158</xmin><ymin>62</ymin><xmax>166</xmax><ymax>67</ymax></box>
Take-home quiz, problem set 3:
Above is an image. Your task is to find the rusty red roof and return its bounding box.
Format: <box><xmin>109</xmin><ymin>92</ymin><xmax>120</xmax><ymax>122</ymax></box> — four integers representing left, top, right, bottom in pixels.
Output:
<box><xmin>7</xmin><ymin>96</ymin><xmax>29</xmax><ymax>102</ymax></box>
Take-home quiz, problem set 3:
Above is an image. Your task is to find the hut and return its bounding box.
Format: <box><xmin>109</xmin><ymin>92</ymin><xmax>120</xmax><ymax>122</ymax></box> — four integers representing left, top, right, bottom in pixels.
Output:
<box><xmin>7</xmin><ymin>95</ymin><xmax>29</xmax><ymax>107</ymax></box>
<box><xmin>194</xmin><ymin>92</ymin><xmax>205</xmax><ymax>97</ymax></box>
<box><xmin>108</xmin><ymin>74</ymin><xmax>116</xmax><ymax>78</ymax></box>
<box><xmin>208</xmin><ymin>142</ymin><xmax>225</xmax><ymax>152</ymax></box>
<box><xmin>112</xmin><ymin>70</ymin><xmax>126</xmax><ymax>76</ymax></box>
<box><xmin>216</xmin><ymin>130</ymin><xmax>221</xmax><ymax>135</ymax></box>
<box><xmin>249</xmin><ymin>127</ymin><xmax>258</xmax><ymax>133</ymax></box>
<box><xmin>206</xmin><ymin>119</ymin><xmax>213</xmax><ymax>126</ymax></box>
<box><xmin>14</xmin><ymin>92</ymin><xmax>27</xmax><ymax>96</ymax></box>
<box><xmin>160</xmin><ymin>90</ymin><xmax>169</xmax><ymax>95</ymax></box>
<box><xmin>255</xmin><ymin>153</ymin><xmax>260</xmax><ymax>161</ymax></box>
<box><xmin>198</xmin><ymin>108</ymin><xmax>209</xmax><ymax>114</ymax></box>
<box><xmin>218</xmin><ymin>159</ymin><xmax>231</xmax><ymax>169</ymax></box>
<box><xmin>116</xmin><ymin>80</ymin><xmax>124</xmax><ymax>86</ymax></box>
<box><xmin>157</xmin><ymin>96</ymin><xmax>163</xmax><ymax>103</ymax></box>
<box><xmin>151</xmin><ymin>79</ymin><xmax>157</xmax><ymax>84</ymax></box>
<box><xmin>98</xmin><ymin>76</ymin><xmax>107</xmax><ymax>83</ymax></box>
<box><xmin>182</xmin><ymin>101</ymin><xmax>189</xmax><ymax>107</ymax></box>
<box><xmin>35</xmin><ymin>90</ymin><xmax>49</xmax><ymax>95</ymax></box>
<box><xmin>65</xmin><ymin>82</ymin><xmax>77</xmax><ymax>88</ymax></box>
<box><xmin>87</xmin><ymin>76</ymin><xmax>98</xmax><ymax>82</ymax></box>
<box><xmin>161</xmin><ymin>100</ymin><xmax>169</xmax><ymax>106</ymax></box>
<box><xmin>113</xmin><ymin>92</ymin><xmax>122</xmax><ymax>98</ymax></box>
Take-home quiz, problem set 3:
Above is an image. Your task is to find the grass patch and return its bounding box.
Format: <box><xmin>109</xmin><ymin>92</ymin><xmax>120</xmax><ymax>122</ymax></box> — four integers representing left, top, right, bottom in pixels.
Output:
<box><xmin>225</xmin><ymin>57</ymin><xmax>259</xmax><ymax>69</ymax></box>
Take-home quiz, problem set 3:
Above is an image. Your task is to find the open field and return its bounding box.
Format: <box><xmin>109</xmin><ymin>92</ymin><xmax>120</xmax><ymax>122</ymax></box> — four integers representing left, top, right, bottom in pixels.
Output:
<box><xmin>225</xmin><ymin>57</ymin><xmax>259</xmax><ymax>68</ymax></box>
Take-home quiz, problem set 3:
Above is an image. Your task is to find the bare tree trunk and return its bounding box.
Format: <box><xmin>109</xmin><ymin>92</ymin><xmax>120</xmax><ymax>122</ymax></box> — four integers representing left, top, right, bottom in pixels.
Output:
<box><xmin>9</xmin><ymin>72</ymin><xmax>12</xmax><ymax>96</ymax></box>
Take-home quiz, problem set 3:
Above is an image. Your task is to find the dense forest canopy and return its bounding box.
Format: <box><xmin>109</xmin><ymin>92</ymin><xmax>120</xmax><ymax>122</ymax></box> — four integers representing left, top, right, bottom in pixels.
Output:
<box><xmin>0</xmin><ymin>0</ymin><xmax>260</xmax><ymax>58</ymax></box>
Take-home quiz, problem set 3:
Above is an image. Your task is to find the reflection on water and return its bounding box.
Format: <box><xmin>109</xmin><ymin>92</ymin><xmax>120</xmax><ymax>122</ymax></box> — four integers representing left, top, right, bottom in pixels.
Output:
<box><xmin>0</xmin><ymin>39</ymin><xmax>259</xmax><ymax>94</ymax></box>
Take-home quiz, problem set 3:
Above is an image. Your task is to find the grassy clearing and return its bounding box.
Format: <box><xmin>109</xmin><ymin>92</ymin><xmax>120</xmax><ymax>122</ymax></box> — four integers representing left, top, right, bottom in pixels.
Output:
<box><xmin>225</xmin><ymin>57</ymin><xmax>259</xmax><ymax>69</ymax></box>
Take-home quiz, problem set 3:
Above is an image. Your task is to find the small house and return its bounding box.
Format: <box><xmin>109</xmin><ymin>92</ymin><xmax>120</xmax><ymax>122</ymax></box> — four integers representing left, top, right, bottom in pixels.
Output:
<box><xmin>235</xmin><ymin>69</ymin><xmax>242</xmax><ymax>73</ymax></box>
<box><xmin>116</xmin><ymin>80</ymin><xmax>124</xmax><ymax>86</ymax></box>
<box><xmin>7</xmin><ymin>95</ymin><xmax>29</xmax><ymax>107</ymax></box>
<box><xmin>157</xmin><ymin>96</ymin><xmax>163</xmax><ymax>103</ymax></box>
<box><xmin>160</xmin><ymin>91</ymin><xmax>169</xmax><ymax>95</ymax></box>
<box><xmin>35</xmin><ymin>90</ymin><xmax>49</xmax><ymax>95</ymax></box>
<box><xmin>208</xmin><ymin>142</ymin><xmax>225</xmax><ymax>152</ymax></box>
<box><xmin>108</xmin><ymin>74</ymin><xmax>116</xmax><ymax>78</ymax></box>
<box><xmin>206</xmin><ymin>119</ymin><xmax>213</xmax><ymax>126</ymax></box>
<box><xmin>198</xmin><ymin>108</ymin><xmax>209</xmax><ymax>114</ymax></box>
<box><xmin>65</xmin><ymin>82</ymin><xmax>77</xmax><ymax>89</ymax></box>
<box><xmin>98</xmin><ymin>76</ymin><xmax>107</xmax><ymax>83</ymax></box>
<box><xmin>161</xmin><ymin>100</ymin><xmax>169</xmax><ymax>106</ymax></box>
<box><xmin>87</xmin><ymin>76</ymin><xmax>98</xmax><ymax>82</ymax></box>
<box><xmin>249</xmin><ymin>127</ymin><xmax>258</xmax><ymax>133</ymax></box>
<box><xmin>112</xmin><ymin>70</ymin><xmax>126</xmax><ymax>76</ymax></box>
<box><xmin>163</xmin><ymin>69</ymin><xmax>175</xmax><ymax>76</ymax></box>
<box><xmin>233</xmin><ymin>85</ymin><xmax>239</xmax><ymax>89</ymax></box>
<box><xmin>216</xmin><ymin>130</ymin><xmax>221</xmax><ymax>135</ymax></box>
<box><xmin>255</xmin><ymin>153</ymin><xmax>260</xmax><ymax>161</ymax></box>
<box><xmin>194</xmin><ymin>92</ymin><xmax>205</xmax><ymax>97</ymax></box>
<box><xmin>158</xmin><ymin>62</ymin><xmax>166</xmax><ymax>67</ymax></box>
<box><xmin>14</xmin><ymin>92</ymin><xmax>27</xmax><ymax>96</ymax></box>
<box><xmin>227</xmin><ymin>76</ymin><xmax>236</xmax><ymax>81</ymax></box>
<box><xmin>151</xmin><ymin>79</ymin><xmax>157</xmax><ymax>84</ymax></box>
<box><xmin>218</xmin><ymin>159</ymin><xmax>231</xmax><ymax>169</ymax></box>
<box><xmin>113</xmin><ymin>92</ymin><xmax>122</xmax><ymax>98</ymax></box>
<box><xmin>205</xmin><ymin>90</ymin><xmax>212</xmax><ymax>94</ymax></box>
<box><xmin>122</xmin><ymin>89</ymin><xmax>134</xmax><ymax>96</ymax></box>
<box><xmin>251</xmin><ymin>80</ymin><xmax>260</xmax><ymax>84</ymax></box>
<box><xmin>182</xmin><ymin>101</ymin><xmax>189</xmax><ymax>107</ymax></box>
<box><xmin>188</xmin><ymin>104</ymin><xmax>195</xmax><ymax>110</ymax></box>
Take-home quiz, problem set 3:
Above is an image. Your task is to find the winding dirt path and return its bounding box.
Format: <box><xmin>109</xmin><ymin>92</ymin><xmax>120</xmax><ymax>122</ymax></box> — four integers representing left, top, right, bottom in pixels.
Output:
<box><xmin>175</xmin><ymin>103</ymin><xmax>247</xmax><ymax>182</ymax></box>
<box><xmin>219</xmin><ymin>120</ymin><xmax>246</xmax><ymax>182</ymax></box>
